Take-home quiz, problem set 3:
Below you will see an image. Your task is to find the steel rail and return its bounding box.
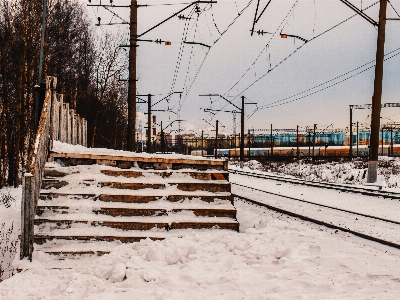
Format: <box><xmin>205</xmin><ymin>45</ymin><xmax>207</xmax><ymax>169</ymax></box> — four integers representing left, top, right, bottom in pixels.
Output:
<box><xmin>230</xmin><ymin>169</ymin><xmax>400</xmax><ymax>199</ymax></box>
<box><xmin>232</xmin><ymin>182</ymin><xmax>400</xmax><ymax>226</ymax></box>
<box><xmin>233</xmin><ymin>190</ymin><xmax>400</xmax><ymax>250</ymax></box>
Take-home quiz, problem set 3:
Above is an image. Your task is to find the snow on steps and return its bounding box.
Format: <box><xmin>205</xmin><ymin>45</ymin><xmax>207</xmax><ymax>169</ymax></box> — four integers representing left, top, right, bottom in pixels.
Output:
<box><xmin>34</xmin><ymin>150</ymin><xmax>238</xmax><ymax>256</ymax></box>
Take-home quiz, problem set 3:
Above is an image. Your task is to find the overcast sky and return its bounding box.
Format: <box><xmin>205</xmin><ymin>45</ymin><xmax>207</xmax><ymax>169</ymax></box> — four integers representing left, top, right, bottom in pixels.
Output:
<box><xmin>80</xmin><ymin>0</ymin><xmax>400</xmax><ymax>135</ymax></box>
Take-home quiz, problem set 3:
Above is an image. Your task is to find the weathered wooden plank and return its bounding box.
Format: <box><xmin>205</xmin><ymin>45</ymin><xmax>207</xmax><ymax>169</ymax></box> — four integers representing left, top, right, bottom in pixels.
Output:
<box><xmin>82</xmin><ymin>118</ymin><xmax>87</xmax><ymax>147</ymax></box>
<box><xmin>71</xmin><ymin>110</ymin><xmax>77</xmax><ymax>145</ymax></box>
<box><xmin>21</xmin><ymin>174</ymin><xmax>33</xmax><ymax>260</ymax></box>
<box><xmin>50</xmin><ymin>93</ymin><xmax>60</xmax><ymax>140</ymax></box>
<box><xmin>48</xmin><ymin>152</ymin><xmax>226</xmax><ymax>166</ymax></box>
<box><xmin>60</xmin><ymin>102</ymin><xmax>67</xmax><ymax>143</ymax></box>
<box><xmin>100</xmin><ymin>169</ymin><xmax>229</xmax><ymax>181</ymax></box>
<box><xmin>57</xmin><ymin>95</ymin><xmax>63</xmax><ymax>141</ymax></box>
<box><xmin>34</xmin><ymin>235</ymin><xmax>164</xmax><ymax>245</ymax></box>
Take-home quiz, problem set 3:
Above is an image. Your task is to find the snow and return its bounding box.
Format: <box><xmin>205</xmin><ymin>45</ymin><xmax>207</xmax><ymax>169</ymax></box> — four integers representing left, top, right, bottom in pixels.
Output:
<box><xmin>2</xmin><ymin>201</ymin><xmax>400</xmax><ymax>299</ymax></box>
<box><xmin>0</xmin><ymin>187</ymin><xmax>21</xmax><ymax>282</ymax></box>
<box><xmin>231</xmin><ymin>158</ymin><xmax>400</xmax><ymax>190</ymax></box>
<box><xmin>51</xmin><ymin>140</ymin><xmax>218</xmax><ymax>162</ymax></box>
<box><xmin>2</xmin><ymin>155</ymin><xmax>400</xmax><ymax>298</ymax></box>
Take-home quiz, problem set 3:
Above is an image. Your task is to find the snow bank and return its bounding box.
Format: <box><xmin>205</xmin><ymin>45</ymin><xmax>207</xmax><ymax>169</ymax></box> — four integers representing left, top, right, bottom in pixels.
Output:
<box><xmin>0</xmin><ymin>187</ymin><xmax>21</xmax><ymax>282</ymax></box>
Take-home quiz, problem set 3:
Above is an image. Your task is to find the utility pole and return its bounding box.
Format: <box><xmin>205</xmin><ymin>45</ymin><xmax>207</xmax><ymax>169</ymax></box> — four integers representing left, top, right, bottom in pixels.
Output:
<box><xmin>296</xmin><ymin>125</ymin><xmax>299</xmax><ymax>159</ymax></box>
<box><xmin>248</xmin><ymin>129</ymin><xmax>251</xmax><ymax>157</ymax></box>
<box><xmin>201</xmin><ymin>130</ymin><xmax>204</xmax><ymax>155</ymax></box>
<box><xmin>147</xmin><ymin>94</ymin><xmax>151</xmax><ymax>153</ymax></box>
<box><xmin>312</xmin><ymin>124</ymin><xmax>316</xmax><ymax>157</ymax></box>
<box><xmin>356</xmin><ymin>121</ymin><xmax>359</xmax><ymax>157</ymax></box>
<box><xmin>160</xmin><ymin>121</ymin><xmax>165</xmax><ymax>153</ymax></box>
<box><xmin>200</xmin><ymin>94</ymin><xmax>253</xmax><ymax>167</ymax></box>
<box><xmin>270</xmin><ymin>124</ymin><xmax>273</xmax><ymax>157</ymax></box>
<box><xmin>240</xmin><ymin>96</ymin><xmax>245</xmax><ymax>167</ymax></box>
<box><xmin>34</xmin><ymin>0</ymin><xmax>47</xmax><ymax>133</ymax></box>
<box><xmin>390</xmin><ymin>126</ymin><xmax>393</xmax><ymax>156</ymax></box>
<box><xmin>368</xmin><ymin>0</ymin><xmax>387</xmax><ymax>182</ymax></box>
<box><xmin>127</xmin><ymin>0</ymin><xmax>138</xmax><ymax>152</ymax></box>
<box><xmin>349</xmin><ymin>106</ymin><xmax>353</xmax><ymax>158</ymax></box>
<box><xmin>381</xmin><ymin>127</ymin><xmax>384</xmax><ymax>156</ymax></box>
<box><xmin>215</xmin><ymin>120</ymin><xmax>219</xmax><ymax>159</ymax></box>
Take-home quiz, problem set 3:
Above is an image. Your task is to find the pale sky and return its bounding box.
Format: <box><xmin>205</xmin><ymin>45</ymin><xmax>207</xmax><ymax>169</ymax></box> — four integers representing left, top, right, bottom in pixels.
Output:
<box><xmin>81</xmin><ymin>0</ymin><xmax>400</xmax><ymax>135</ymax></box>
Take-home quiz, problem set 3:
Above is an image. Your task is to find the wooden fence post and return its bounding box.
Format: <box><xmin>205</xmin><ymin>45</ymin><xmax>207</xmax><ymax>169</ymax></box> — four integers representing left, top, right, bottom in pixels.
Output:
<box><xmin>50</xmin><ymin>93</ymin><xmax>60</xmax><ymax>141</ymax></box>
<box><xmin>58</xmin><ymin>94</ymin><xmax>63</xmax><ymax>141</ymax></box>
<box><xmin>21</xmin><ymin>173</ymin><xmax>34</xmax><ymax>261</ymax></box>
<box><xmin>78</xmin><ymin>116</ymin><xmax>82</xmax><ymax>145</ymax></box>
<box><xmin>66</xmin><ymin>104</ymin><xmax>71</xmax><ymax>144</ymax></box>
<box><xmin>83</xmin><ymin>118</ymin><xmax>87</xmax><ymax>147</ymax></box>
<box><xmin>60</xmin><ymin>102</ymin><xmax>66</xmax><ymax>143</ymax></box>
<box><xmin>71</xmin><ymin>111</ymin><xmax>77</xmax><ymax>145</ymax></box>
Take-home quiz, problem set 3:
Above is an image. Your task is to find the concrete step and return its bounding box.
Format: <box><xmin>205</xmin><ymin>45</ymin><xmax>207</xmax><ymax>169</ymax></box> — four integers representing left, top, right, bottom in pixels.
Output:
<box><xmin>39</xmin><ymin>192</ymin><xmax>234</xmax><ymax>204</ymax></box>
<box><xmin>34</xmin><ymin>217</ymin><xmax>239</xmax><ymax>231</ymax></box>
<box><xmin>48</xmin><ymin>151</ymin><xmax>228</xmax><ymax>171</ymax></box>
<box><xmin>100</xmin><ymin>181</ymin><xmax>231</xmax><ymax>192</ymax></box>
<box><xmin>36</xmin><ymin>205</ymin><xmax>237</xmax><ymax>218</ymax></box>
<box><xmin>100</xmin><ymin>169</ymin><xmax>229</xmax><ymax>181</ymax></box>
<box><xmin>34</xmin><ymin>234</ymin><xmax>164</xmax><ymax>245</ymax></box>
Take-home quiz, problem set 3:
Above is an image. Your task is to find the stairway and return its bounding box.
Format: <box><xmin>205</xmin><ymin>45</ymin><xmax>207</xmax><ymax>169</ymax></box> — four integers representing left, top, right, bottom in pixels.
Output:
<box><xmin>33</xmin><ymin>147</ymin><xmax>238</xmax><ymax>256</ymax></box>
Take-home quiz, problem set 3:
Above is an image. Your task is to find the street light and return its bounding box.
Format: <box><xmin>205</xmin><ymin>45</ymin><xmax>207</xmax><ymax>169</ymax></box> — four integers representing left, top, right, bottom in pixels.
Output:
<box><xmin>280</xmin><ymin>33</ymin><xmax>308</xmax><ymax>43</ymax></box>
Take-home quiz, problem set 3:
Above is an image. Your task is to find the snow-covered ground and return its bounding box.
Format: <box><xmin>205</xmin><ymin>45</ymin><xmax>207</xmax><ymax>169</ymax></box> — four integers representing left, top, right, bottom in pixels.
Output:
<box><xmin>1</xmin><ymin>200</ymin><xmax>400</xmax><ymax>299</ymax></box>
<box><xmin>2</xmin><ymin>154</ymin><xmax>400</xmax><ymax>299</ymax></box>
<box><xmin>232</xmin><ymin>158</ymin><xmax>400</xmax><ymax>189</ymax></box>
<box><xmin>0</xmin><ymin>187</ymin><xmax>20</xmax><ymax>282</ymax></box>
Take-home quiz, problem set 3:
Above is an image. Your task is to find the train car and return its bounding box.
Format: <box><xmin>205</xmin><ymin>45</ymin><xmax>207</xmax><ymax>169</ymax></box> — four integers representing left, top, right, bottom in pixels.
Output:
<box><xmin>216</xmin><ymin>144</ymin><xmax>400</xmax><ymax>158</ymax></box>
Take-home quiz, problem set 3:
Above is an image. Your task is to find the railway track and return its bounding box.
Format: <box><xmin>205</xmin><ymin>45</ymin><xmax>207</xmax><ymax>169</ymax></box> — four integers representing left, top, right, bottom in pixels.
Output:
<box><xmin>230</xmin><ymin>169</ymin><xmax>400</xmax><ymax>199</ymax></box>
<box><xmin>231</xmin><ymin>179</ymin><xmax>400</xmax><ymax>250</ymax></box>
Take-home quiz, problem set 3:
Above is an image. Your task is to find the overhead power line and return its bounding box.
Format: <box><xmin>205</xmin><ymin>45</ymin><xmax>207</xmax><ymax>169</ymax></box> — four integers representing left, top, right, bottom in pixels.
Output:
<box><xmin>254</xmin><ymin>47</ymin><xmax>400</xmax><ymax>111</ymax></box>
<box><xmin>229</xmin><ymin>1</ymin><xmax>380</xmax><ymax>103</ymax></box>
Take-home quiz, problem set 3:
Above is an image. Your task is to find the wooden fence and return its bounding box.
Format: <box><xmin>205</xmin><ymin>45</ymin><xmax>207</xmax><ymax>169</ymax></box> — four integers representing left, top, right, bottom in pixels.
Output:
<box><xmin>20</xmin><ymin>76</ymin><xmax>87</xmax><ymax>260</ymax></box>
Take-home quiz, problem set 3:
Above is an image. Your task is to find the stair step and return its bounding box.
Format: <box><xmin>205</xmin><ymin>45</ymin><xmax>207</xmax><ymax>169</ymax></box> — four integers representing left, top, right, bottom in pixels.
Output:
<box><xmin>100</xmin><ymin>181</ymin><xmax>231</xmax><ymax>192</ymax></box>
<box><xmin>34</xmin><ymin>235</ymin><xmax>165</xmax><ymax>245</ymax></box>
<box><xmin>37</xmin><ymin>205</ymin><xmax>237</xmax><ymax>218</ymax></box>
<box><xmin>44</xmin><ymin>250</ymin><xmax>110</xmax><ymax>256</ymax></box>
<box><xmin>40</xmin><ymin>192</ymin><xmax>234</xmax><ymax>204</ymax></box>
<box><xmin>100</xmin><ymin>169</ymin><xmax>229</xmax><ymax>181</ymax></box>
<box><xmin>35</xmin><ymin>218</ymin><xmax>239</xmax><ymax>231</ymax></box>
<box><xmin>49</xmin><ymin>151</ymin><xmax>228</xmax><ymax>171</ymax></box>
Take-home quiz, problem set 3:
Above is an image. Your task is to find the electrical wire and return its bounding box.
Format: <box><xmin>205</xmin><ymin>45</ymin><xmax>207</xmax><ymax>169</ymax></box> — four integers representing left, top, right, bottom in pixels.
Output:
<box><xmin>224</xmin><ymin>0</ymin><xmax>300</xmax><ymax>97</ymax></box>
<box><xmin>172</xmin><ymin>0</ymin><xmax>254</xmax><ymax>116</ymax></box>
<box><xmin>389</xmin><ymin>0</ymin><xmax>400</xmax><ymax>18</ymax></box>
<box><xmin>256</xmin><ymin>47</ymin><xmax>400</xmax><ymax>111</ymax></box>
<box><xmin>231</xmin><ymin>1</ymin><xmax>380</xmax><ymax>103</ymax></box>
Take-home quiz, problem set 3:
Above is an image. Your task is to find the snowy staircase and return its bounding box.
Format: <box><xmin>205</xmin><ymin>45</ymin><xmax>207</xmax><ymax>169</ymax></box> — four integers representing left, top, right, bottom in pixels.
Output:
<box><xmin>33</xmin><ymin>146</ymin><xmax>238</xmax><ymax>256</ymax></box>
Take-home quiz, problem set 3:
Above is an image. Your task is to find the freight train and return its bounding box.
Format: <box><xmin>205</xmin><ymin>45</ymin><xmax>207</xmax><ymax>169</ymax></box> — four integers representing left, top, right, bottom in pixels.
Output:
<box><xmin>216</xmin><ymin>145</ymin><xmax>400</xmax><ymax>157</ymax></box>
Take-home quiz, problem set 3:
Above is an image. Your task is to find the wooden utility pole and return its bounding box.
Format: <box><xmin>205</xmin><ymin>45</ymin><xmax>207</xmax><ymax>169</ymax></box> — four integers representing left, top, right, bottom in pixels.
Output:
<box><xmin>127</xmin><ymin>0</ymin><xmax>137</xmax><ymax>151</ymax></box>
<box><xmin>147</xmin><ymin>94</ymin><xmax>151</xmax><ymax>153</ymax></box>
<box><xmin>296</xmin><ymin>125</ymin><xmax>299</xmax><ymax>159</ymax></box>
<box><xmin>349</xmin><ymin>106</ymin><xmax>353</xmax><ymax>158</ymax></box>
<box><xmin>270</xmin><ymin>124</ymin><xmax>273</xmax><ymax>156</ymax></box>
<box><xmin>240</xmin><ymin>96</ymin><xmax>245</xmax><ymax>167</ymax></box>
<box><xmin>368</xmin><ymin>0</ymin><xmax>387</xmax><ymax>183</ymax></box>
<box><xmin>215</xmin><ymin>120</ymin><xmax>219</xmax><ymax>159</ymax></box>
<box><xmin>356</xmin><ymin>121</ymin><xmax>359</xmax><ymax>157</ymax></box>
